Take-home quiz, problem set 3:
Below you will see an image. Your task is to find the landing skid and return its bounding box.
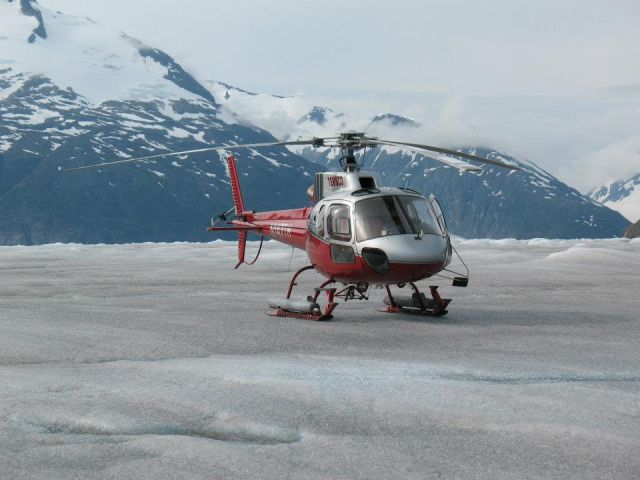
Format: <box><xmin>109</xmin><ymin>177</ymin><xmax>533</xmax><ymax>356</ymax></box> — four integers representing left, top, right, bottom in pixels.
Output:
<box><xmin>267</xmin><ymin>266</ymin><xmax>336</xmax><ymax>321</ymax></box>
<box><xmin>268</xmin><ymin>266</ymin><xmax>369</xmax><ymax>321</ymax></box>
<box><xmin>380</xmin><ymin>283</ymin><xmax>451</xmax><ymax>317</ymax></box>
<box><xmin>267</xmin><ymin>310</ymin><xmax>334</xmax><ymax>321</ymax></box>
<box><xmin>268</xmin><ymin>267</ymin><xmax>451</xmax><ymax>320</ymax></box>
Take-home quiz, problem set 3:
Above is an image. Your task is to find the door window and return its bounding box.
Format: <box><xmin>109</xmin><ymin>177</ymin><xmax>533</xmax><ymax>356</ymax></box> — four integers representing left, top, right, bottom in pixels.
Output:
<box><xmin>326</xmin><ymin>204</ymin><xmax>351</xmax><ymax>241</ymax></box>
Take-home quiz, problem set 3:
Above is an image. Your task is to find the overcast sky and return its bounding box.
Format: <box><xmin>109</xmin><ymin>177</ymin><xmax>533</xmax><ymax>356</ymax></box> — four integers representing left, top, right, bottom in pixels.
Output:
<box><xmin>39</xmin><ymin>0</ymin><xmax>640</xmax><ymax>190</ymax></box>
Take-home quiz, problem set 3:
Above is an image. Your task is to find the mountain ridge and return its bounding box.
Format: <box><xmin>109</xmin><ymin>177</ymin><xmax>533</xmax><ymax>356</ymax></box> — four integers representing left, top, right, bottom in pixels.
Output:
<box><xmin>0</xmin><ymin>2</ymin><xmax>630</xmax><ymax>243</ymax></box>
<box><xmin>207</xmin><ymin>81</ymin><xmax>630</xmax><ymax>239</ymax></box>
<box><xmin>0</xmin><ymin>1</ymin><xmax>320</xmax><ymax>245</ymax></box>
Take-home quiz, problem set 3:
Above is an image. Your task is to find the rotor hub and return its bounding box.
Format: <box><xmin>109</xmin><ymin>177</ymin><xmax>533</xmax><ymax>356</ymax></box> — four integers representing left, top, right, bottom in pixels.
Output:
<box><xmin>335</xmin><ymin>132</ymin><xmax>373</xmax><ymax>172</ymax></box>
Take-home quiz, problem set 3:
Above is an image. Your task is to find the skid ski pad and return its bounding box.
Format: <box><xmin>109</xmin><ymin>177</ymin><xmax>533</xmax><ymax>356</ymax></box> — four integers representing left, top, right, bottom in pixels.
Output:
<box><xmin>267</xmin><ymin>309</ymin><xmax>333</xmax><ymax>321</ymax></box>
<box><xmin>381</xmin><ymin>285</ymin><xmax>451</xmax><ymax>317</ymax></box>
<box><xmin>377</xmin><ymin>305</ymin><xmax>449</xmax><ymax>317</ymax></box>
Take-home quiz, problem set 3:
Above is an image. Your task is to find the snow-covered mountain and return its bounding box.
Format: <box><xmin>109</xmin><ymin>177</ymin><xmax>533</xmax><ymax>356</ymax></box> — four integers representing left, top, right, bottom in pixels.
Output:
<box><xmin>589</xmin><ymin>173</ymin><xmax>640</xmax><ymax>223</ymax></box>
<box><xmin>0</xmin><ymin>1</ymin><xmax>630</xmax><ymax>244</ymax></box>
<box><xmin>208</xmin><ymin>81</ymin><xmax>630</xmax><ymax>239</ymax></box>
<box><xmin>0</xmin><ymin>0</ymin><xmax>319</xmax><ymax>244</ymax></box>
<box><xmin>312</xmin><ymin>147</ymin><xmax>631</xmax><ymax>238</ymax></box>
<box><xmin>207</xmin><ymin>81</ymin><xmax>422</xmax><ymax>141</ymax></box>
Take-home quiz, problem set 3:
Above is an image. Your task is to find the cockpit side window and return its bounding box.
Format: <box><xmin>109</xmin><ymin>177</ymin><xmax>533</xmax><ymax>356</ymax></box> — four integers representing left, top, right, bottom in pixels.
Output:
<box><xmin>326</xmin><ymin>204</ymin><xmax>351</xmax><ymax>241</ymax></box>
<box><xmin>428</xmin><ymin>194</ymin><xmax>448</xmax><ymax>232</ymax></box>
<box><xmin>397</xmin><ymin>196</ymin><xmax>442</xmax><ymax>235</ymax></box>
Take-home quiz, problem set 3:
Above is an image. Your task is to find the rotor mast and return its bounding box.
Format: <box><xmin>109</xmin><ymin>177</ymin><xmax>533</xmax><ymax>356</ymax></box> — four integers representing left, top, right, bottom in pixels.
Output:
<box><xmin>338</xmin><ymin>132</ymin><xmax>366</xmax><ymax>172</ymax></box>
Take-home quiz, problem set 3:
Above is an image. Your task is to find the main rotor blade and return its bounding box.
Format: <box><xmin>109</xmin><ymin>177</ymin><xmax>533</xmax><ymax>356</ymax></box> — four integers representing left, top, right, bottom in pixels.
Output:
<box><xmin>361</xmin><ymin>139</ymin><xmax>480</xmax><ymax>172</ymax></box>
<box><xmin>367</xmin><ymin>139</ymin><xmax>520</xmax><ymax>171</ymax></box>
<box><xmin>64</xmin><ymin>139</ymin><xmax>324</xmax><ymax>172</ymax></box>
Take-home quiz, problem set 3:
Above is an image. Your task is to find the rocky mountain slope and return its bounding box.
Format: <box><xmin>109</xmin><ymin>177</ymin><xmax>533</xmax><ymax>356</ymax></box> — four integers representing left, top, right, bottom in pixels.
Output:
<box><xmin>306</xmin><ymin>146</ymin><xmax>629</xmax><ymax>239</ymax></box>
<box><xmin>0</xmin><ymin>1</ymin><xmax>630</xmax><ymax>243</ymax></box>
<box><xmin>0</xmin><ymin>0</ymin><xmax>319</xmax><ymax>244</ymax></box>
<box><xmin>624</xmin><ymin>220</ymin><xmax>640</xmax><ymax>238</ymax></box>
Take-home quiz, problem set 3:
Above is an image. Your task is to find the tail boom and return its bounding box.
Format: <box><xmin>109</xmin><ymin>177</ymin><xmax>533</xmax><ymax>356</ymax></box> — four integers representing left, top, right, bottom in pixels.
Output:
<box><xmin>209</xmin><ymin>155</ymin><xmax>312</xmax><ymax>266</ymax></box>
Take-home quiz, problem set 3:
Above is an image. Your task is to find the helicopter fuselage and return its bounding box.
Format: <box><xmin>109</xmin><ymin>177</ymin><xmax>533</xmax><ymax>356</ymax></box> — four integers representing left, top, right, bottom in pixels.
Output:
<box><xmin>241</xmin><ymin>185</ymin><xmax>452</xmax><ymax>285</ymax></box>
<box><xmin>70</xmin><ymin>131</ymin><xmax>517</xmax><ymax>320</ymax></box>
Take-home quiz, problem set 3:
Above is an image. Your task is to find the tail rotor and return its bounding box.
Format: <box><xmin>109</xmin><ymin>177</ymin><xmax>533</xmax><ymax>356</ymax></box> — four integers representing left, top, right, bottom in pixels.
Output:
<box><xmin>210</xmin><ymin>206</ymin><xmax>235</xmax><ymax>228</ymax></box>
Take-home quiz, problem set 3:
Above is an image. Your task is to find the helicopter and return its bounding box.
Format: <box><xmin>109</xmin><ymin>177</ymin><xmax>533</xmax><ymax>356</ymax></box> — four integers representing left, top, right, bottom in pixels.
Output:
<box><xmin>69</xmin><ymin>132</ymin><xmax>519</xmax><ymax>321</ymax></box>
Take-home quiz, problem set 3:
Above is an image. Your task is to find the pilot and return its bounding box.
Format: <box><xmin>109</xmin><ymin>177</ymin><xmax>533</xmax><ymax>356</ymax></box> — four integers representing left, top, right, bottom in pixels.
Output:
<box><xmin>363</xmin><ymin>203</ymin><xmax>396</xmax><ymax>238</ymax></box>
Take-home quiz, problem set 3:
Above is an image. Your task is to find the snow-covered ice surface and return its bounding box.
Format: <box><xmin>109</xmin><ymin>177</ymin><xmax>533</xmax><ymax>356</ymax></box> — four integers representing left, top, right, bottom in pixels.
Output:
<box><xmin>0</xmin><ymin>239</ymin><xmax>639</xmax><ymax>479</ymax></box>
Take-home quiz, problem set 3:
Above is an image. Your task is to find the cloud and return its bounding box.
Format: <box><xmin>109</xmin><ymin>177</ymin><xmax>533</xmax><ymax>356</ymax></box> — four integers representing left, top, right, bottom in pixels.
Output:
<box><xmin>571</xmin><ymin>135</ymin><xmax>640</xmax><ymax>190</ymax></box>
<box><xmin>36</xmin><ymin>0</ymin><xmax>640</xmax><ymax>191</ymax></box>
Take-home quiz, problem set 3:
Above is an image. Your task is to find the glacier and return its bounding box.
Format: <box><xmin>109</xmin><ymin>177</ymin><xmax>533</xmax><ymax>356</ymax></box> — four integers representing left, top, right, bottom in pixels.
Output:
<box><xmin>0</xmin><ymin>238</ymin><xmax>639</xmax><ymax>478</ymax></box>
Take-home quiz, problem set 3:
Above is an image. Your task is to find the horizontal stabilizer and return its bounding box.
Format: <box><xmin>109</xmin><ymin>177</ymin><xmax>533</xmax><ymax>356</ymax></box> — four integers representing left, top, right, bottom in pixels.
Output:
<box><xmin>207</xmin><ymin>225</ymin><xmax>261</xmax><ymax>232</ymax></box>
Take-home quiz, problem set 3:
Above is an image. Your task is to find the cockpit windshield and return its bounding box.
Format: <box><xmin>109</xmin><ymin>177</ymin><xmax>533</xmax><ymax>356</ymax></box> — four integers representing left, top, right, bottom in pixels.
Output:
<box><xmin>355</xmin><ymin>195</ymin><xmax>443</xmax><ymax>241</ymax></box>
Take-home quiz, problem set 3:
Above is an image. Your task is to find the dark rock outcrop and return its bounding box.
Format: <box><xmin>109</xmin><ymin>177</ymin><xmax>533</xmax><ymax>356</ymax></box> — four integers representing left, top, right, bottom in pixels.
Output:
<box><xmin>19</xmin><ymin>0</ymin><xmax>47</xmax><ymax>43</ymax></box>
<box><xmin>624</xmin><ymin>220</ymin><xmax>640</xmax><ymax>238</ymax></box>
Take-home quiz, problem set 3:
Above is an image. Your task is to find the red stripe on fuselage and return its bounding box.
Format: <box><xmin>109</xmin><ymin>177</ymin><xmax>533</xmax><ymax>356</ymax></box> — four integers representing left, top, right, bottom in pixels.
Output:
<box><xmin>306</xmin><ymin>233</ymin><xmax>443</xmax><ymax>284</ymax></box>
<box><xmin>241</xmin><ymin>209</ymin><xmax>444</xmax><ymax>284</ymax></box>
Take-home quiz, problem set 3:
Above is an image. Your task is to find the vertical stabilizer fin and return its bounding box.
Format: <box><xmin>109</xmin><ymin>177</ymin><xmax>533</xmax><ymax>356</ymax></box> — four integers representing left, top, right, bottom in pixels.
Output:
<box><xmin>235</xmin><ymin>230</ymin><xmax>247</xmax><ymax>269</ymax></box>
<box><xmin>227</xmin><ymin>155</ymin><xmax>246</xmax><ymax>215</ymax></box>
<box><xmin>227</xmin><ymin>155</ymin><xmax>248</xmax><ymax>268</ymax></box>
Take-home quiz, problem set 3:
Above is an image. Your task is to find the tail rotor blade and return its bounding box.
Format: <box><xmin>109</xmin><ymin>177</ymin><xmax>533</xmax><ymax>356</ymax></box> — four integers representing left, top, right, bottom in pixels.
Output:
<box><xmin>210</xmin><ymin>206</ymin><xmax>236</xmax><ymax>227</ymax></box>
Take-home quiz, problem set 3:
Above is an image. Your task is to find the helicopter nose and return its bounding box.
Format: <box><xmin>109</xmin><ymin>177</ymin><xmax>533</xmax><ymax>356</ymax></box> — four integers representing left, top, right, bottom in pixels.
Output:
<box><xmin>359</xmin><ymin>234</ymin><xmax>449</xmax><ymax>267</ymax></box>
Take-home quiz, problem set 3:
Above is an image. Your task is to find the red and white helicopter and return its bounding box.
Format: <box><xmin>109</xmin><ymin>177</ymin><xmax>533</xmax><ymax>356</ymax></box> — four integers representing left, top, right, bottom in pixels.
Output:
<box><xmin>70</xmin><ymin>132</ymin><xmax>518</xmax><ymax>321</ymax></box>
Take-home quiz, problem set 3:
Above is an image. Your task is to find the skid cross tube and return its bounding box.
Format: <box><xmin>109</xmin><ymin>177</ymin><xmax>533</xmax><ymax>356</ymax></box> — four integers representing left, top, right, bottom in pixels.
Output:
<box><xmin>269</xmin><ymin>266</ymin><xmax>336</xmax><ymax>321</ymax></box>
